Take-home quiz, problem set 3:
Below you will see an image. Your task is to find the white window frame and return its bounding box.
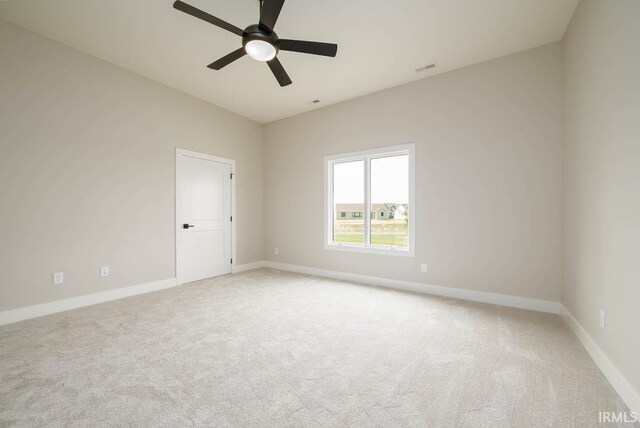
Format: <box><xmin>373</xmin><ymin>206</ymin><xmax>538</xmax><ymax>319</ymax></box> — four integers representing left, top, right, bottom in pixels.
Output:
<box><xmin>324</xmin><ymin>143</ymin><xmax>415</xmax><ymax>257</ymax></box>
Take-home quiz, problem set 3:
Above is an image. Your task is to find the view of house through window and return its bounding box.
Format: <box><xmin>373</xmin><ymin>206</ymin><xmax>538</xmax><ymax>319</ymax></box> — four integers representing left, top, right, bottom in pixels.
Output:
<box><xmin>370</xmin><ymin>154</ymin><xmax>409</xmax><ymax>246</ymax></box>
<box><xmin>328</xmin><ymin>145</ymin><xmax>412</xmax><ymax>254</ymax></box>
<box><xmin>332</xmin><ymin>160</ymin><xmax>364</xmax><ymax>243</ymax></box>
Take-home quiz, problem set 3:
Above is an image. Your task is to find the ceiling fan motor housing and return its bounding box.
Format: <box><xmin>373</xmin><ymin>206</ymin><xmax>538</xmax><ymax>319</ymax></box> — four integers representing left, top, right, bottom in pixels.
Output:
<box><xmin>243</xmin><ymin>24</ymin><xmax>279</xmax><ymax>55</ymax></box>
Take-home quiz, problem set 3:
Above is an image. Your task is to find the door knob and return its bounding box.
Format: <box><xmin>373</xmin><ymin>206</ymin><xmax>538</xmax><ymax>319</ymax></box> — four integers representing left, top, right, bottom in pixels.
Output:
<box><xmin>183</xmin><ymin>224</ymin><xmax>195</xmax><ymax>229</ymax></box>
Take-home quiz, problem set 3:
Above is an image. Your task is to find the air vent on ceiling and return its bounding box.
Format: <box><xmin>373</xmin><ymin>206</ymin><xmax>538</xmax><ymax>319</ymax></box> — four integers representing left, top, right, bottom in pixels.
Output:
<box><xmin>415</xmin><ymin>63</ymin><xmax>437</xmax><ymax>73</ymax></box>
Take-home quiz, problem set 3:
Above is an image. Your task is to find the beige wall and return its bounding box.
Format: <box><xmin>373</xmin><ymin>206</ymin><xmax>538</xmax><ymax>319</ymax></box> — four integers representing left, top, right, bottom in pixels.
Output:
<box><xmin>0</xmin><ymin>19</ymin><xmax>263</xmax><ymax>311</ymax></box>
<box><xmin>264</xmin><ymin>43</ymin><xmax>563</xmax><ymax>301</ymax></box>
<box><xmin>562</xmin><ymin>0</ymin><xmax>640</xmax><ymax>397</ymax></box>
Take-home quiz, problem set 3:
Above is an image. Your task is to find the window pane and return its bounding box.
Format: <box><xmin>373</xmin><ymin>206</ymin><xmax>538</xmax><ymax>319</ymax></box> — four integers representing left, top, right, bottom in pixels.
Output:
<box><xmin>370</xmin><ymin>154</ymin><xmax>409</xmax><ymax>247</ymax></box>
<box><xmin>333</xmin><ymin>160</ymin><xmax>364</xmax><ymax>244</ymax></box>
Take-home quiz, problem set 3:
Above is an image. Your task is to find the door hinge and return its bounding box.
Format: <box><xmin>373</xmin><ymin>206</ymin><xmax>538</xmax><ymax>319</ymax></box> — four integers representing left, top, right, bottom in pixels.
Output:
<box><xmin>230</xmin><ymin>216</ymin><xmax>233</xmax><ymax>222</ymax></box>
<box><xmin>230</xmin><ymin>258</ymin><xmax>233</xmax><ymax>264</ymax></box>
<box><xmin>230</xmin><ymin>173</ymin><xmax>234</xmax><ymax>179</ymax></box>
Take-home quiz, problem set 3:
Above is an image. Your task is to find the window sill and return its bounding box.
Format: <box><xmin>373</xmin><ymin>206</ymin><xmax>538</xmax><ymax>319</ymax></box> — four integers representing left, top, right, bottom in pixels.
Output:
<box><xmin>324</xmin><ymin>243</ymin><xmax>414</xmax><ymax>257</ymax></box>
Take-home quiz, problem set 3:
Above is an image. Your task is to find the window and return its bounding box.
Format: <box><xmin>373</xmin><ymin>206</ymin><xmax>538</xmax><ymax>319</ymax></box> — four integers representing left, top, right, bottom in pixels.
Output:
<box><xmin>325</xmin><ymin>144</ymin><xmax>415</xmax><ymax>256</ymax></box>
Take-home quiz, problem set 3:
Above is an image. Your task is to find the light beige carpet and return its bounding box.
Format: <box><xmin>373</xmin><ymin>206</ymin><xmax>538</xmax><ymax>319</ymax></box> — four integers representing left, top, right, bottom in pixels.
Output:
<box><xmin>0</xmin><ymin>269</ymin><xmax>634</xmax><ymax>427</ymax></box>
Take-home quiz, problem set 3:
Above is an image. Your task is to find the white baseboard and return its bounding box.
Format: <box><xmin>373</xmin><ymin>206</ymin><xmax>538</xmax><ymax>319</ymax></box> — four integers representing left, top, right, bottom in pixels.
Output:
<box><xmin>263</xmin><ymin>261</ymin><xmax>564</xmax><ymax>314</ymax></box>
<box><xmin>232</xmin><ymin>261</ymin><xmax>267</xmax><ymax>273</ymax></box>
<box><xmin>562</xmin><ymin>306</ymin><xmax>640</xmax><ymax>414</ymax></box>
<box><xmin>0</xmin><ymin>260</ymin><xmax>561</xmax><ymax>324</ymax></box>
<box><xmin>0</xmin><ymin>278</ymin><xmax>177</xmax><ymax>326</ymax></box>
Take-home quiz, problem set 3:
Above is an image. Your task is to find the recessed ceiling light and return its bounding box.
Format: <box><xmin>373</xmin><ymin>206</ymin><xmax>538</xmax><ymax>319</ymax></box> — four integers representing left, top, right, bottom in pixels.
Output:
<box><xmin>312</xmin><ymin>100</ymin><xmax>320</xmax><ymax>104</ymax></box>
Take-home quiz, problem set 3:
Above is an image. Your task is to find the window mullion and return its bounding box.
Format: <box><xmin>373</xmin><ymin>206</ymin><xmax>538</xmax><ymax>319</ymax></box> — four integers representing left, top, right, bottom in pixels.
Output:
<box><xmin>329</xmin><ymin>162</ymin><xmax>334</xmax><ymax>245</ymax></box>
<box><xmin>364</xmin><ymin>156</ymin><xmax>371</xmax><ymax>247</ymax></box>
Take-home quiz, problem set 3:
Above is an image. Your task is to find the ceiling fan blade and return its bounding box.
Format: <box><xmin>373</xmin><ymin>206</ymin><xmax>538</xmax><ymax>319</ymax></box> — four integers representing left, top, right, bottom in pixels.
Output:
<box><xmin>279</xmin><ymin>39</ymin><xmax>338</xmax><ymax>57</ymax></box>
<box><xmin>207</xmin><ymin>48</ymin><xmax>247</xmax><ymax>70</ymax></box>
<box><xmin>259</xmin><ymin>0</ymin><xmax>285</xmax><ymax>31</ymax></box>
<box><xmin>267</xmin><ymin>57</ymin><xmax>292</xmax><ymax>87</ymax></box>
<box><xmin>173</xmin><ymin>1</ymin><xmax>243</xmax><ymax>36</ymax></box>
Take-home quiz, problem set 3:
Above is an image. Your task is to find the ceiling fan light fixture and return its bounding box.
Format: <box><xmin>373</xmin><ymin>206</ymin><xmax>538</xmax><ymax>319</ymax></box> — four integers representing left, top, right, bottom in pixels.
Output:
<box><xmin>245</xmin><ymin>40</ymin><xmax>277</xmax><ymax>62</ymax></box>
<box><xmin>173</xmin><ymin>0</ymin><xmax>338</xmax><ymax>87</ymax></box>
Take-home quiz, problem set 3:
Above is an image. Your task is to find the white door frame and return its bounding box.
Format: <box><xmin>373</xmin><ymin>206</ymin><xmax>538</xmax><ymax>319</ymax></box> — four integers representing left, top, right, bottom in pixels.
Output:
<box><xmin>175</xmin><ymin>148</ymin><xmax>236</xmax><ymax>285</ymax></box>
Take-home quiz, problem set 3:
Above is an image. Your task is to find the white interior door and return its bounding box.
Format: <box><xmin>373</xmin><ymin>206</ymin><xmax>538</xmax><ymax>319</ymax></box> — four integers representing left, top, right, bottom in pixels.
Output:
<box><xmin>176</xmin><ymin>150</ymin><xmax>233</xmax><ymax>284</ymax></box>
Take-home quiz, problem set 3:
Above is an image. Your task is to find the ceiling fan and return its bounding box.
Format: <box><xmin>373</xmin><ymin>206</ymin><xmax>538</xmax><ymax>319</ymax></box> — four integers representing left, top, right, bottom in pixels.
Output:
<box><xmin>173</xmin><ymin>0</ymin><xmax>338</xmax><ymax>87</ymax></box>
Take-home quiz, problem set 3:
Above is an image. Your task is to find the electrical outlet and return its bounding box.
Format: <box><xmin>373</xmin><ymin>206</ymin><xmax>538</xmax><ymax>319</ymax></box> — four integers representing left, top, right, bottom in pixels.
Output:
<box><xmin>53</xmin><ymin>272</ymin><xmax>64</xmax><ymax>285</ymax></box>
<box><xmin>101</xmin><ymin>266</ymin><xmax>109</xmax><ymax>277</ymax></box>
<box><xmin>274</xmin><ymin>248</ymin><xmax>279</xmax><ymax>255</ymax></box>
<box><xmin>599</xmin><ymin>309</ymin><xmax>606</xmax><ymax>329</ymax></box>
<box><xmin>420</xmin><ymin>263</ymin><xmax>428</xmax><ymax>273</ymax></box>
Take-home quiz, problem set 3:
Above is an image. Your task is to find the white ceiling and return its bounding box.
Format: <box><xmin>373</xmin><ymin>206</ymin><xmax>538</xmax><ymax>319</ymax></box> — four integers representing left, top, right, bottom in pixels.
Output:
<box><xmin>0</xmin><ymin>0</ymin><xmax>578</xmax><ymax>123</ymax></box>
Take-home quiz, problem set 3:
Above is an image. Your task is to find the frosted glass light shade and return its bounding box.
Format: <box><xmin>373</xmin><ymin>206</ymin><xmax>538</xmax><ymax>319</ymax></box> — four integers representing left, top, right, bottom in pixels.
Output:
<box><xmin>245</xmin><ymin>40</ymin><xmax>276</xmax><ymax>61</ymax></box>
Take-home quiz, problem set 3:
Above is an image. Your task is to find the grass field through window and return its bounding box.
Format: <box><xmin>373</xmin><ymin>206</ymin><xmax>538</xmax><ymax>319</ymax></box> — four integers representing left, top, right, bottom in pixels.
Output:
<box><xmin>333</xmin><ymin>219</ymin><xmax>408</xmax><ymax>247</ymax></box>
